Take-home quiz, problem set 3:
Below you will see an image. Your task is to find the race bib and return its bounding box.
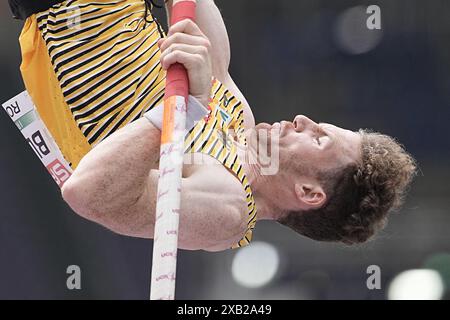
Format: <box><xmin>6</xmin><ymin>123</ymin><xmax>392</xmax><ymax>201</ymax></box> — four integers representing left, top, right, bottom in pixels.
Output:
<box><xmin>2</xmin><ymin>91</ymin><xmax>73</xmax><ymax>188</ymax></box>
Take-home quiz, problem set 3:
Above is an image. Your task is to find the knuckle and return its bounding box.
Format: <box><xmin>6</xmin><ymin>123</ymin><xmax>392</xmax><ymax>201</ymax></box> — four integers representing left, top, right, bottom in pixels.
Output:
<box><xmin>171</xmin><ymin>32</ymin><xmax>182</xmax><ymax>43</ymax></box>
<box><xmin>173</xmin><ymin>50</ymin><xmax>185</xmax><ymax>60</ymax></box>
<box><xmin>194</xmin><ymin>54</ymin><xmax>204</xmax><ymax>63</ymax></box>
<box><xmin>172</xmin><ymin>21</ymin><xmax>183</xmax><ymax>31</ymax></box>
<box><xmin>203</xmin><ymin>39</ymin><xmax>212</xmax><ymax>50</ymax></box>
<box><xmin>198</xmin><ymin>46</ymin><xmax>208</xmax><ymax>56</ymax></box>
<box><xmin>186</xmin><ymin>19</ymin><xmax>194</xmax><ymax>27</ymax></box>
<box><xmin>169</xmin><ymin>43</ymin><xmax>179</xmax><ymax>52</ymax></box>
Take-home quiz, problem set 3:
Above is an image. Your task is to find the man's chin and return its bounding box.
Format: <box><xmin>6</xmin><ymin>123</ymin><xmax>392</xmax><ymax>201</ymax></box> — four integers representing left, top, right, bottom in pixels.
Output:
<box><xmin>255</xmin><ymin>122</ymin><xmax>273</xmax><ymax>131</ymax></box>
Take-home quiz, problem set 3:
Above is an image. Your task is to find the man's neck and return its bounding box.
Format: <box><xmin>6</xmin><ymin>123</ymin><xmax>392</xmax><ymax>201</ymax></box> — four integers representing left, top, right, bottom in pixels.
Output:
<box><xmin>236</xmin><ymin>131</ymin><xmax>284</xmax><ymax>221</ymax></box>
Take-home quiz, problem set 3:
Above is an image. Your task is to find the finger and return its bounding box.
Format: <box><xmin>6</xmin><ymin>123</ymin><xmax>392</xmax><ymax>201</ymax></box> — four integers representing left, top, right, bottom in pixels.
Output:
<box><xmin>161</xmin><ymin>50</ymin><xmax>204</xmax><ymax>71</ymax></box>
<box><xmin>160</xmin><ymin>44</ymin><xmax>207</xmax><ymax>65</ymax></box>
<box><xmin>168</xmin><ymin>19</ymin><xmax>205</xmax><ymax>38</ymax></box>
<box><xmin>160</xmin><ymin>32</ymin><xmax>210</xmax><ymax>53</ymax></box>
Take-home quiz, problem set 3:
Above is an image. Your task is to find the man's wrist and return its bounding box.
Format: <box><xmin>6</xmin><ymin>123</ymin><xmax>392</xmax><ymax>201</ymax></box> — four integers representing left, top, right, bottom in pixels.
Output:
<box><xmin>143</xmin><ymin>95</ymin><xmax>209</xmax><ymax>132</ymax></box>
<box><xmin>196</xmin><ymin>96</ymin><xmax>209</xmax><ymax>109</ymax></box>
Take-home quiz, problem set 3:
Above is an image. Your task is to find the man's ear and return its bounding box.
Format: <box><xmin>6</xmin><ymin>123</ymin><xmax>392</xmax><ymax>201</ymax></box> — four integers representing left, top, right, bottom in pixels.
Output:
<box><xmin>294</xmin><ymin>183</ymin><xmax>327</xmax><ymax>210</ymax></box>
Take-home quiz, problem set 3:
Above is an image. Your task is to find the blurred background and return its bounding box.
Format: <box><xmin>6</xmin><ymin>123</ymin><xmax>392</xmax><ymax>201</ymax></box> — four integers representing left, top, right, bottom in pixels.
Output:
<box><xmin>1</xmin><ymin>0</ymin><xmax>449</xmax><ymax>300</ymax></box>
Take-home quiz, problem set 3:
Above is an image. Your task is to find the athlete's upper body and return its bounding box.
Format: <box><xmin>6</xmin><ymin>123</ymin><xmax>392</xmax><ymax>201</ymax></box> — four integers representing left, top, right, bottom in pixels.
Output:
<box><xmin>15</xmin><ymin>0</ymin><xmax>417</xmax><ymax>251</ymax></box>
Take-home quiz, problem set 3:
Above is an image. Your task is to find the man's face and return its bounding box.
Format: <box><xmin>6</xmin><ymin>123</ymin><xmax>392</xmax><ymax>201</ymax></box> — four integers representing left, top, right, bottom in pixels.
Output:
<box><xmin>256</xmin><ymin>115</ymin><xmax>362</xmax><ymax>179</ymax></box>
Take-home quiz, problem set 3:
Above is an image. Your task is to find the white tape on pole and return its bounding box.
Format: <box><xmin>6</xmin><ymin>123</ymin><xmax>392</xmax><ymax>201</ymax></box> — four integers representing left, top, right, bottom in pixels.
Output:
<box><xmin>150</xmin><ymin>96</ymin><xmax>187</xmax><ymax>300</ymax></box>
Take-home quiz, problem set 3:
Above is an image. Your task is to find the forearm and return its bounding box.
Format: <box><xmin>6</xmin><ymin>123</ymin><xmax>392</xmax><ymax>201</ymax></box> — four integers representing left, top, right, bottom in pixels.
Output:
<box><xmin>62</xmin><ymin>118</ymin><xmax>161</xmax><ymax>214</ymax></box>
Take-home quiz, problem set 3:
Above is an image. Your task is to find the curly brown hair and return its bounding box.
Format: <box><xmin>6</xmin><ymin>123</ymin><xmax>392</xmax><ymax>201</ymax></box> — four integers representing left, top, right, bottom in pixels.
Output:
<box><xmin>278</xmin><ymin>130</ymin><xmax>418</xmax><ymax>245</ymax></box>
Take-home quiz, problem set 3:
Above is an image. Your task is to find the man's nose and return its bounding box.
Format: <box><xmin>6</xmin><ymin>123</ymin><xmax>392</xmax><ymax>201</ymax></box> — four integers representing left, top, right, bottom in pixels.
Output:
<box><xmin>293</xmin><ymin>115</ymin><xmax>318</xmax><ymax>132</ymax></box>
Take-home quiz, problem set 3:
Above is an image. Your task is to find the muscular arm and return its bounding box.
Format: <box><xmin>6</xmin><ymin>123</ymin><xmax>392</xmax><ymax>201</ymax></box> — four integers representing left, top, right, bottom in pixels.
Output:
<box><xmin>62</xmin><ymin>118</ymin><xmax>247</xmax><ymax>251</ymax></box>
<box><xmin>62</xmin><ymin>118</ymin><xmax>161</xmax><ymax>234</ymax></box>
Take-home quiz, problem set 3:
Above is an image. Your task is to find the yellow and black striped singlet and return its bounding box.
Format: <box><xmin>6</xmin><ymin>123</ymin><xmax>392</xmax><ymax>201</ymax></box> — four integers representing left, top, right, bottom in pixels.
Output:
<box><xmin>18</xmin><ymin>0</ymin><xmax>257</xmax><ymax>248</ymax></box>
<box><xmin>21</xmin><ymin>0</ymin><xmax>166</xmax><ymax>168</ymax></box>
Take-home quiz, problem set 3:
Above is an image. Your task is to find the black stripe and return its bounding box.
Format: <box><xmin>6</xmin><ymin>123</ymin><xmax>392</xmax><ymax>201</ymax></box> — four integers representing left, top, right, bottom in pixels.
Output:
<box><xmin>45</xmin><ymin>22</ymin><xmax>102</xmax><ymax>44</ymax></box>
<box><xmin>236</xmin><ymin>165</ymin><xmax>242</xmax><ymax>176</ymax></box>
<box><xmin>87</xmin><ymin>111</ymin><xmax>122</xmax><ymax>144</ymax></box>
<box><xmin>222</xmin><ymin>150</ymin><xmax>230</xmax><ymax>164</ymax></box>
<box><xmin>48</xmin><ymin>0</ymin><xmax>127</xmax><ymax>21</ymax></box>
<box><xmin>57</xmin><ymin>26</ymin><xmax>151</xmax><ymax>86</ymax></box>
<box><xmin>135</xmin><ymin>52</ymin><xmax>163</xmax><ymax>90</ymax></box>
<box><xmin>230</xmin><ymin>153</ymin><xmax>238</xmax><ymax>169</ymax></box>
<box><xmin>231</xmin><ymin>100</ymin><xmax>241</xmax><ymax>114</ymax></box>
<box><xmin>193</xmin><ymin>126</ymin><xmax>209</xmax><ymax>153</ymax></box>
<box><xmin>213</xmin><ymin>82</ymin><xmax>222</xmax><ymax>96</ymax></box>
<box><xmin>220</xmin><ymin>90</ymin><xmax>229</xmax><ymax>104</ymax></box>
<box><xmin>69</xmin><ymin>46</ymin><xmax>153</xmax><ymax>113</ymax></box>
<box><xmin>82</xmin><ymin>123</ymin><xmax>97</xmax><ymax>137</ymax></box>
<box><xmin>100</xmin><ymin>97</ymin><xmax>147</xmax><ymax>142</ymax></box>
<box><xmin>130</xmin><ymin>112</ymin><xmax>143</xmax><ymax>123</ymax></box>
<box><xmin>186</xmin><ymin>118</ymin><xmax>216</xmax><ymax>153</ymax></box>
<box><xmin>214</xmin><ymin>140</ymin><xmax>225</xmax><ymax>159</ymax></box>
<box><xmin>50</xmin><ymin>10</ymin><xmax>141</xmax><ymax>67</ymax></box>
<box><xmin>197</xmin><ymin>126</ymin><xmax>215</xmax><ymax>151</ymax></box>
<box><xmin>39</xmin><ymin>0</ymin><xmax>132</xmax><ymax>29</ymax></box>
<box><xmin>134</xmin><ymin>87</ymin><xmax>164</xmax><ymax>116</ymax></box>
<box><xmin>46</xmin><ymin>22</ymin><xmax>104</xmax><ymax>57</ymax></box>
<box><xmin>42</xmin><ymin>8</ymin><xmax>103</xmax><ymax>30</ymax></box>
<box><xmin>44</xmin><ymin>8</ymin><xmax>116</xmax><ymax>34</ymax></box>
<box><xmin>62</xmin><ymin>33</ymin><xmax>155</xmax><ymax>98</ymax></box>
<box><xmin>186</xmin><ymin>139</ymin><xmax>195</xmax><ymax>154</ymax></box>
<box><xmin>75</xmin><ymin>94</ymin><xmax>134</xmax><ymax>132</ymax></box>
<box><xmin>65</xmin><ymin>0</ymin><xmax>78</xmax><ymax>7</ymax></box>
<box><xmin>205</xmin><ymin>137</ymin><xmax>219</xmax><ymax>155</ymax></box>
<box><xmin>249</xmin><ymin>209</ymin><xmax>257</xmax><ymax>221</ymax></box>
<box><xmin>73</xmin><ymin>78</ymin><xmax>140</xmax><ymax>122</ymax></box>
<box><xmin>37</xmin><ymin>14</ymin><xmax>49</xmax><ymax>24</ymax></box>
<box><xmin>132</xmin><ymin>68</ymin><xmax>164</xmax><ymax>106</ymax></box>
<box><xmin>199</xmin><ymin>138</ymin><xmax>208</xmax><ymax>151</ymax></box>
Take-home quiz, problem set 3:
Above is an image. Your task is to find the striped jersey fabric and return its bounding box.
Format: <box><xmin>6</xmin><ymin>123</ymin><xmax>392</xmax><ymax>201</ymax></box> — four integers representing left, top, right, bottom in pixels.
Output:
<box><xmin>35</xmin><ymin>0</ymin><xmax>166</xmax><ymax>147</ymax></box>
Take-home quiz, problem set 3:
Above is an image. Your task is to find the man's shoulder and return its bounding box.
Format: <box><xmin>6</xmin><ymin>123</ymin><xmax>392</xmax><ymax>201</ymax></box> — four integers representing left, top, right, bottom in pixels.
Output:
<box><xmin>185</xmin><ymin>157</ymin><xmax>247</xmax><ymax>200</ymax></box>
<box><xmin>180</xmin><ymin>162</ymin><xmax>250</xmax><ymax>251</ymax></box>
<box><xmin>184</xmin><ymin>157</ymin><xmax>249</xmax><ymax>224</ymax></box>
